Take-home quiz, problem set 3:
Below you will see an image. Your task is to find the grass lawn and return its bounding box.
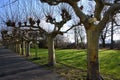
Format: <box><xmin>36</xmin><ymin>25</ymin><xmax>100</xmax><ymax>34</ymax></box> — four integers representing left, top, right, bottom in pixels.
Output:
<box><xmin>28</xmin><ymin>48</ymin><xmax>120</xmax><ymax>80</ymax></box>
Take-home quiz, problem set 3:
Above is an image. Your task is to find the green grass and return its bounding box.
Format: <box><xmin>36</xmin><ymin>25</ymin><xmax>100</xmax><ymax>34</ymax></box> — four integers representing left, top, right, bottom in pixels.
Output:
<box><xmin>28</xmin><ymin>48</ymin><xmax>48</xmax><ymax>65</ymax></box>
<box><xmin>28</xmin><ymin>48</ymin><xmax>120</xmax><ymax>80</ymax></box>
<box><xmin>99</xmin><ymin>50</ymin><xmax>120</xmax><ymax>79</ymax></box>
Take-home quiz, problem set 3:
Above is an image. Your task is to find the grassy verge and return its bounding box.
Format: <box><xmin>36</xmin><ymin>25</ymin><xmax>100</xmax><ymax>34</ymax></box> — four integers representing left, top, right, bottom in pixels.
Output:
<box><xmin>27</xmin><ymin>48</ymin><xmax>120</xmax><ymax>80</ymax></box>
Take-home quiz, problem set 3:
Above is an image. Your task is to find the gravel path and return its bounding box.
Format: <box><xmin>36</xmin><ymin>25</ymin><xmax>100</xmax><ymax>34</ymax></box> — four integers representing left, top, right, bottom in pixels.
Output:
<box><xmin>0</xmin><ymin>48</ymin><xmax>66</xmax><ymax>80</ymax></box>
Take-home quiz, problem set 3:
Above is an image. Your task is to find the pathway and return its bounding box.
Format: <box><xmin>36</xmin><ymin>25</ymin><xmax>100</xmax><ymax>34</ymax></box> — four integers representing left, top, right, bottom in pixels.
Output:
<box><xmin>0</xmin><ymin>48</ymin><xmax>66</xmax><ymax>80</ymax></box>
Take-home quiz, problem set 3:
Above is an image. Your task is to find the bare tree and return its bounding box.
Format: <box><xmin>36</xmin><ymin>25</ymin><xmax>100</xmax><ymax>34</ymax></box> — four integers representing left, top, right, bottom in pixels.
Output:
<box><xmin>54</xmin><ymin>34</ymin><xmax>68</xmax><ymax>48</ymax></box>
<box><xmin>0</xmin><ymin>0</ymin><xmax>23</xmax><ymax>53</ymax></box>
<box><xmin>110</xmin><ymin>11</ymin><xmax>120</xmax><ymax>49</ymax></box>
<box><xmin>74</xmin><ymin>25</ymin><xmax>86</xmax><ymax>49</ymax></box>
<box><xmin>40</xmin><ymin>4</ymin><xmax>80</xmax><ymax>66</ymax></box>
<box><xmin>74</xmin><ymin>26</ymin><xmax>79</xmax><ymax>49</ymax></box>
<box><xmin>100</xmin><ymin>11</ymin><xmax>120</xmax><ymax>49</ymax></box>
<box><xmin>41</xmin><ymin>0</ymin><xmax>120</xmax><ymax>79</ymax></box>
<box><xmin>100</xmin><ymin>23</ymin><xmax>111</xmax><ymax>48</ymax></box>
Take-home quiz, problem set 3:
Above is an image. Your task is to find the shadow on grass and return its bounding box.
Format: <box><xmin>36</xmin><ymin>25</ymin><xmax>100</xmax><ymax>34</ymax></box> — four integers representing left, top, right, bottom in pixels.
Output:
<box><xmin>29</xmin><ymin>57</ymin><xmax>41</xmax><ymax>60</ymax></box>
<box><xmin>55</xmin><ymin>62</ymin><xmax>87</xmax><ymax>80</ymax></box>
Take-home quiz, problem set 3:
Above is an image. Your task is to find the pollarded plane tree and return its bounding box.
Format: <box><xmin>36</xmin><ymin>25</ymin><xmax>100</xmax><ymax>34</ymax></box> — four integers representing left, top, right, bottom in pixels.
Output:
<box><xmin>5</xmin><ymin>20</ymin><xmax>25</xmax><ymax>54</ymax></box>
<box><xmin>1</xmin><ymin>0</ymin><xmax>79</xmax><ymax>65</ymax></box>
<box><xmin>0</xmin><ymin>28</ymin><xmax>19</xmax><ymax>51</ymax></box>
<box><xmin>40</xmin><ymin>0</ymin><xmax>120</xmax><ymax>80</ymax></box>
<box><xmin>0</xmin><ymin>0</ymin><xmax>40</xmax><ymax>55</ymax></box>
<box><xmin>1</xmin><ymin>30</ymin><xmax>9</xmax><ymax>46</ymax></box>
<box><xmin>11</xmin><ymin>28</ymin><xmax>21</xmax><ymax>53</ymax></box>
<box><xmin>41</xmin><ymin>4</ymin><xmax>80</xmax><ymax>66</ymax></box>
<box><xmin>5</xmin><ymin>18</ymin><xmax>44</xmax><ymax>57</ymax></box>
<box><xmin>0</xmin><ymin>23</ymin><xmax>21</xmax><ymax>52</ymax></box>
<box><xmin>0</xmin><ymin>0</ymin><xmax>25</xmax><ymax>52</ymax></box>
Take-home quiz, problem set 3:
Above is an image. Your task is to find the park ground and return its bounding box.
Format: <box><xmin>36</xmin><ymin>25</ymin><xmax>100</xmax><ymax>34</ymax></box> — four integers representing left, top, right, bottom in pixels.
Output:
<box><xmin>28</xmin><ymin>48</ymin><xmax>120</xmax><ymax>80</ymax></box>
<box><xmin>0</xmin><ymin>48</ymin><xmax>66</xmax><ymax>80</ymax></box>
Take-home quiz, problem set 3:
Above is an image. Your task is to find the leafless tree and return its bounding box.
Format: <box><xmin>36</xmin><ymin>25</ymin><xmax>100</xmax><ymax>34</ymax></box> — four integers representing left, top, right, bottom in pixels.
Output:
<box><xmin>74</xmin><ymin>25</ymin><xmax>86</xmax><ymax>49</ymax></box>
<box><xmin>39</xmin><ymin>3</ymin><xmax>80</xmax><ymax>66</ymax></box>
<box><xmin>41</xmin><ymin>0</ymin><xmax>120</xmax><ymax>79</ymax></box>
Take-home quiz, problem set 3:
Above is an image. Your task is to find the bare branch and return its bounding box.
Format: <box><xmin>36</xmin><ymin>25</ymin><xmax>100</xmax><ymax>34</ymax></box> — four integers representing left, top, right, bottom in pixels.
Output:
<box><xmin>40</xmin><ymin>0</ymin><xmax>87</xmax><ymax>27</ymax></box>
<box><xmin>104</xmin><ymin>2</ymin><xmax>113</xmax><ymax>6</ymax></box>
<box><xmin>69</xmin><ymin>2</ymin><xmax>87</xmax><ymax>24</ymax></box>
<box><xmin>113</xmin><ymin>20</ymin><xmax>120</xmax><ymax>26</ymax></box>
<box><xmin>40</xmin><ymin>0</ymin><xmax>79</xmax><ymax>5</ymax></box>
<box><xmin>94</xmin><ymin>0</ymin><xmax>104</xmax><ymax>20</ymax></box>
<box><xmin>0</xmin><ymin>0</ymin><xmax>18</xmax><ymax>8</ymax></box>
<box><xmin>62</xmin><ymin>23</ymin><xmax>80</xmax><ymax>33</ymax></box>
<box><xmin>98</xmin><ymin>3</ymin><xmax>120</xmax><ymax>30</ymax></box>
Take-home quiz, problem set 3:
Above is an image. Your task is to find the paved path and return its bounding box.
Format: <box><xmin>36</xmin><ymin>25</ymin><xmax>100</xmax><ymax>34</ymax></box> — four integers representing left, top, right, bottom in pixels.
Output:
<box><xmin>0</xmin><ymin>48</ymin><xmax>66</xmax><ymax>80</ymax></box>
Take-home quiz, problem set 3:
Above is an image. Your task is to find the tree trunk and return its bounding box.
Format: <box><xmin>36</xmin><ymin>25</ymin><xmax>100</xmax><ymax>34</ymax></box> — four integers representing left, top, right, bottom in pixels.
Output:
<box><xmin>35</xmin><ymin>42</ymin><xmax>38</xmax><ymax>58</ymax></box>
<box><xmin>13</xmin><ymin>43</ymin><xmax>16</xmax><ymax>52</ymax></box>
<box><xmin>86</xmin><ymin>29</ymin><xmax>101</xmax><ymax>80</ymax></box>
<box><xmin>18</xmin><ymin>43</ymin><xmax>21</xmax><ymax>54</ymax></box>
<box><xmin>74</xmin><ymin>27</ymin><xmax>79</xmax><ymax>49</ymax></box>
<box><xmin>21</xmin><ymin>41</ymin><xmax>25</xmax><ymax>55</ymax></box>
<box><xmin>48</xmin><ymin>36</ymin><xmax>56</xmax><ymax>66</ymax></box>
<box><xmin>16</xmin><ymin>43</ymin><xmax>19</xmax><ymax>53</ymax></box>
<box><xmin>102</xmin><ymin>38</ymin><xmax>106</xmax><ymax>48</ymax></box>
<box><xmin>111</xmin><ymin>20</ymin><xmax>114</xmax><ymax>49</ymax></box>
<box><xmin>35</xmin><ymin>33</ymin><xmax>38</xmax><ymax>59</ymax></box>
<box><xmin>25</xmin><ymin>41</ymin><xmax>30</xmax><ymax>57</ymax></box>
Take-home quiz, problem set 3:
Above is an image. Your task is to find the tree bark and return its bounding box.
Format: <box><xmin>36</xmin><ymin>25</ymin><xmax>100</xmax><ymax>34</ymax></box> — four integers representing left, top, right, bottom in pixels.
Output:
<box><xmin>16</xmin><ymin>43</ymin><xmax>20</xmax><ymax>53</ymax></box>
<box><xmin>21</xmin><ymin>41</ymin><xmax>25</xmax><ymax>55</ymax></box>
<box><xmin>25</xmin><ymin>41</ymin><xmax>30</xmax><ymax>57</ymax></box>
<box><xmin>74</xmin><ymin>27</ymin><xmax>79</xmax><ymax>49</ymax></box>
<box><xmin>111</xmin><ymin>20</ymin><xmax>114</xmax><ymax>49</ymax></box>
<box><xmin>101</xmin><ymin>37</ymin><xmax>106</xmax><ymax>48</ymax></box>
<box><xmin>13</xmin><ymin>43</ymin><xmax>16</xmax><ymax>52</ymax></box>
<box><xmin>18</xmin><ymin>43</ymin><xmax>21</xmax><ymax>54</ymax></box>
<box><xmin>86</xmin><ymin>29</ymin><xmax>101</xmax><ymax>80</ymax></box>
<box><xmin>48</xmin><ymin>35</ymin><xmax>56</xmax><ymax>66</ymax></box>
<box><xmin>35</xmin><ymin>42</ymin><xmax>38</xmax><ymax>58</ymax></box>
<box><xmin>15</xmin><ymin>43</ymin><xmax>17</xmax><ymax>52</ymax></box>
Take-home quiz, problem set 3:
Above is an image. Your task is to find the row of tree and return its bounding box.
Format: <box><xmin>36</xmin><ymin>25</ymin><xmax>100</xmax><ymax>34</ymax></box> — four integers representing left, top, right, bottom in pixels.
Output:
<box><xmin>0</xmin><ymin>0</ymin><xmax>120</xmax><ymax>80</ymax></box>
<box><xmin>40</xmin><ymin>0</ymin><xmax>120</xmax><ymax>80</ymax></box>
<box><xmin>0</xmin><ymin>0</ymin><xmax>80</xmax><ymax>66</ymax></box>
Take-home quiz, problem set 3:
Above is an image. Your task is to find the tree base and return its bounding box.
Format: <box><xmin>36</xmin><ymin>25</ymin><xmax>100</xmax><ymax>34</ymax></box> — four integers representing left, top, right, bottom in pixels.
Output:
<box><xmin>32</xmin><ymin>57</ymin><xmax>41</xmax><ymax>60</ymax></box>
<box><xmin>48</xmin><ymin>62</ymin><xmax>56</xmax><ymax>67</ymax></box>
<box><xmin>86</xmin><ymin>76</ymin><xmax>104</xmax><ymax>80</ymax></box>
